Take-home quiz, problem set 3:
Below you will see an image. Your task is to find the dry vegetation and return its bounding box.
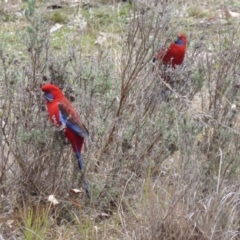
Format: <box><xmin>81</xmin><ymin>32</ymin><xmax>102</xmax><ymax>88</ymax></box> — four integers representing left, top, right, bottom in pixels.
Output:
<box><xmin>1</xmin><ymin>0</ymin><xmax>240</xmax><ymax>239</ymax></box>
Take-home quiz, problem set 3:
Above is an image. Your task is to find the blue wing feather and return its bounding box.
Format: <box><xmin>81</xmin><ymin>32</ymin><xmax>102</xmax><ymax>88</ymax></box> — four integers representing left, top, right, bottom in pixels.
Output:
<box><xmin>58</xmin><ymin>103</ymin><xmax>89</xmax><ymax>138</ymax></box>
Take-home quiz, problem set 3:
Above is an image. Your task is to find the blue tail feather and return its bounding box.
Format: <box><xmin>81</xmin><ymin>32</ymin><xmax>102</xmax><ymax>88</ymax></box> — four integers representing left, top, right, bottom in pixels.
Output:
<box><xmin>83</xmin><ymin>179</ymin><xmax>90</xmax><ymax>198</ymax></box>
<box><xmin>75</xmin><ymin>145</ymin><xmax>83</xmax><ymax>171</ymax></box>
<box><xmin>75</xmin><ymin>145</ymin><xmax>90</xmax><ymax>198</ymax></box>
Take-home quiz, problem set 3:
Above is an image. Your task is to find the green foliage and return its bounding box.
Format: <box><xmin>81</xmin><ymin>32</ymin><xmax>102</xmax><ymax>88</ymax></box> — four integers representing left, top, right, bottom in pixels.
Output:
<box><xmin>187</xmin><ymin>6</ymin><xmax>209</xmax><ymax>18</ymax></box>
<box><xmin>21</xmin><ymin>205</ymin><xmax>50</xmax><ymax>240</ymax></box>
<box><xmin>191</xmin><ymin>67</ymin><xmax>205</xmax><ymax>89</ymax></box>
<box><xmin>51</xmin><ymin>27</ymin><xmax>73</xmax><ymax>50</ymax></box>
<box><xmin>46</xmin><ymin>11</ymin><xmax>68</xmax><ymax>24</ymax></box>
<box><xmin>19</xmin><ymin>128</ymin><xmax>46</xmax><ymax>146</ymax></box>
<box><xmin>82</xmin><ymin>3</ymin><xmax>131</xmax><ymax>33</ymax></box>
<box><xmin>24</xmin><ymin>0</ymin><xmax>45</xmax><ymax>57</ymax></box>
<box><xmin>25</xmin><ymin>0</ymin><xmax>36</xmax><ymax>20</ymax></box>
<box><xmin>0</xmin><ymin>11</ymin><xmax>17</xmax><ymax>22</ymax></box>
<box><xmin>80</xmin><ymin>34</ymin><xmax>96</xmax><ymax>52</ymax></box>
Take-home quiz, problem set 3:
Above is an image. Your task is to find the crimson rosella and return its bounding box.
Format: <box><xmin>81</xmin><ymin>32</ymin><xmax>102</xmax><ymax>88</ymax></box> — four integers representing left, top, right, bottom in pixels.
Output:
<box><xmin>153</xmin><ymin>33</ymin><xmax>187</xmax><ymax>81</ymax></box>
<box><xmin>42</xmin><ymin>84</ymin><xmax>90</xmax><ymax>197</ymax></box>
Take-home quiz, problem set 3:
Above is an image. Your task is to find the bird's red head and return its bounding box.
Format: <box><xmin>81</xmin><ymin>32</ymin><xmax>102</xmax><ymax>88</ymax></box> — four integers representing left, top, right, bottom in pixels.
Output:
<box><xmin>42</xmin><ymin>84</ymin><xmax>63</xmax><ymax>102</ymax></box>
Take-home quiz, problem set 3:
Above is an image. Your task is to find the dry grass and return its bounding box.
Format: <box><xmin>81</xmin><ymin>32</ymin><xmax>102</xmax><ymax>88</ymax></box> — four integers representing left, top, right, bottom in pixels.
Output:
<box><xmin>1</xmin><ymin>0</ymin><xmax>240</xmax><ymax>239</ymax></box>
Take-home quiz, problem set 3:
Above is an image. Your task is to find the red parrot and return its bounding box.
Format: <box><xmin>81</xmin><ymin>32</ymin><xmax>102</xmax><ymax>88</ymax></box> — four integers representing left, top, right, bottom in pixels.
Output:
<box><xmin>42</xmin><ymin>84</ymin><xmax>90</xmax><ymax>197</ymax></box>
<box><xmin>153</xmin><ymin>33</ymin><xmax>187</xmax><ymax>81</ymax></box>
